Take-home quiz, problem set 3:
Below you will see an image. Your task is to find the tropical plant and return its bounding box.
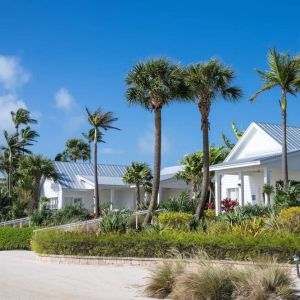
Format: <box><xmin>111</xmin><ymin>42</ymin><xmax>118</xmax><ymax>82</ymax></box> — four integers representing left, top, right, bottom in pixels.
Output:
<box><xmin>19</xmin><ymin>155</ymin><xmax>59</xmax><ymax>209</ymax></box>
<box><xmin>277</xmin><ymin>206</ymin><xmax>300</xmax><ymax>233</ymax></box>
<box><xmin>250</xmin><ymin>49</ymin><xmax>300</xmax><ymax>185</ymax></box>
<box><xmin>161</xmin><ymin>191</ymin><xmax>195</xmax><ymax>213</ymax></box>
<box><xmin>221</xmin><ymin>121</ymin><xmax>244</xmax><ymax>151</ymax></box>
<box><xmin>11</xmin><ymin>108</ymin><xmax>37</xmax><ymax>137</ymax></box>
<box><xmin>99</xmin><ymin>210</ymin><xmax>129</xmax><ymax>233</ymax></box>
<box><xmin>274</xmin><ymin>181</ymin><xmax>300</xmax><ymax>208</ymax></box>
<box><xmin>123</xmin><ymin>162</ymin><xmax>152</xmax><ymax>209</ymax></box>
<box><xmin>1</xmin><ymin>131</ymin><xmax>32</xmax><ymax>197</ymax></box>
<box><xmin>64</xmin><ymin>138</ymin><xmax>90</xmax><ymax>162</ymax></box>
<box><xmin>126</xmin><ymin>58</ymin><xmax>190</xmax><ymax>224</ymax></box>
<box><xmin>185</xmin><ymin>59</ymin><xmax>242</xmax><ymax>219</ymax></box>
<box><xmin>86</xmin><ymin>107</ymin><xmax>119</xmax><ymax>218</ymax></box>
<box><xmin>157</xmin><ymin>211</ymin><xmax>193</xmax><ymax>230</ymax></box>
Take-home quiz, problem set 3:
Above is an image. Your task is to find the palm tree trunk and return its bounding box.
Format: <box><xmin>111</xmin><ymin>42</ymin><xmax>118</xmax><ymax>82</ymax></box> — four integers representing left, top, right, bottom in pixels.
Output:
<box><xmin>144</xmin><ymin>107</ymin><xmax>161</xmax><ymax>224</ymax></box>
<box><xmin>136</xmin><ymin>184</ymin><xmax>141</xmax><ymax>209</ymax></box>
<box><xmin>8</xmin><ymin>150</ymin><xmax>12</xmax><ymax>199</ymax></box>
<box><xmin>282</xmin><ymin>101</ymin><xmax>288</xmax><ymax>185</ymax></box>
<box><xmin>94</xmin><ymin>129</ymin><xmax>100</xmax><ymax>218</ymax></box>
<box><xmin>196</xmin><ymin>115</ymin><xmax>210</xmax><ymax>219</ymax></box>
<box><xmin>31</xmin><ymin>178</ymin><xmax>41</xmax><ymax>210</ymax></box>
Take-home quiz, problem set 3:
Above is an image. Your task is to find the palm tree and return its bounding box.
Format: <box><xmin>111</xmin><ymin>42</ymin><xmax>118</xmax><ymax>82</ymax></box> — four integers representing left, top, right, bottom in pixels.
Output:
<box><xmin>11</xmin><ymin>108</ymin><xmax>37</xmax><ymax>137</ymax></box>
<box><xmin>64</xmin><ymin>138</ymin><xmax>90</xmax><ymax>162</ymax></box>
<box><xmin>1</xmin><ymin>131</ymin><xmax>32</xmax><ymax>198</ymax></box>
<box><xmin>86</xmin><ymin>108</ymin><xmax>119</xmax><ymax>218</ymax></box>
<box><xmin>176</xmin><ymin>152</ymin><xmax>203</xmax><ymax>200</ymax></box>
<box><xmin>250</xmin><ymin>49</ymin><xmax>300</xmax><ymax>185</ymax></box>
<box><xmin>221</xmin><ymin>122</ymin><xmax>244</xmax><ymax>151</ymax></box>
<box><xmin>185</xmin><ymin>59</ymin><xmax>242</xmax><ymax>219</ymax></box>
<box><xmin>125</xmin><ymin>58</ymin><xmax>190</xmax><ymax>224</ymax></box>
<box><xmin>82</xmin><ymin>128</ymin><xmax>104</xmax><ymax>163</ymax></box>
<box><xmin>19</xmin><ymin>155</ymin><xmax>58</xmax><ymax>209</ymax></box>
<box><xmin>123</xmin><ymin>162</ymin><xmax>153</xmax><ymax>209</ymax></box>
<box><xmin>20</xmin><ymin>126</ymin><xmax>39</xmax><ymax>155</ymax></box>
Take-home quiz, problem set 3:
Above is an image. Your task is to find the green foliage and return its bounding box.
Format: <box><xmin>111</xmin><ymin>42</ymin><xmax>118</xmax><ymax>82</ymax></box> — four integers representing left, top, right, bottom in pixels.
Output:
<box><xmin>231</xmin><ymin>217</ymin><xmax>265</xmax><ymax>237</ymax></box>
<box><xmin>99</xmin><ymin>210</ymin><xmax>129</xmax><ymax>233</ymax></box>
<box><xmin>157</xmin><ymin>212</ymin><xmax>193</xmax><ymax>230</ymax></box>
<box><xmin>161</xmin><ymin>191</ymin><xmax>195</xmax><ymax>213</ymax></box>
<box><xmin>274</xmin><ymin>182</ymin><xmax>300</xmax><ymax>208</ymax></box>
<box><xmin>31</xmin><ymin>229</ymin><xmax>300</xmax><ymax>262</ymax></box>
<box><xmin>0</xmin><ymin>227</ymin><xmax>33</xmax><ymax>250</ymax></box>
<box><xmin>30</xmin><ymin>204</ymin><xmax>90</xmax><ymax>226</ymax></box>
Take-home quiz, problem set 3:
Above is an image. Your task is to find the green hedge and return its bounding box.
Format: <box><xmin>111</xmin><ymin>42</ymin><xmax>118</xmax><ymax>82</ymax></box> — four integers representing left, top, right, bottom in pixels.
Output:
<box><xmin>0</xmin><ymin>227</ymin><xmax>33</xmax><ymax>250</ymax></box>
<box><xmin>32</xmin><ymin>230</ymin><xmax>300</xmax><ymax>262</ymax></box>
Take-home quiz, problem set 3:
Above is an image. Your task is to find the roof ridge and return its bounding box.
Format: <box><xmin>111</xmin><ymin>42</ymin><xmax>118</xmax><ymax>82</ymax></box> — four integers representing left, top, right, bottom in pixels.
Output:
<box><xmin>53</xmin><ymin>161</ymin><xmax>129</xmax><ymax>167</ymax></box>
<box><xmin>255</xmin><ymin>121</ymin><xmax>300</xmax><ymax>129</ymax></box>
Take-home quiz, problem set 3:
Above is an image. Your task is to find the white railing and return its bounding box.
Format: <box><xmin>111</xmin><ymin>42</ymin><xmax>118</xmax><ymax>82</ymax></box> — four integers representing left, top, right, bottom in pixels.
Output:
<box><xmin>33</xmin><ymin>218</ymin><xmax>102</xmax><ymax>233</ymax></box>
<box><xmin>33</xmin><ymin>209</ymin><xmax>165</xmax><ymax>233</ymax></box>
<box><xmin>0</xmin><ymin>217</ymin><xmax>31</xmax><ymax>228</ymax></box>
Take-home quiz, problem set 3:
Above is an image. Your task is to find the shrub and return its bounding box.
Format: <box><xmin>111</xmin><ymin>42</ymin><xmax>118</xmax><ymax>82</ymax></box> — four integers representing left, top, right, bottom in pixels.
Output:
<box><xmin>274</xmin><ymin>182</ymin><xmax>300</xmax><ymax>208</ymax></box>
<box><xmin>161</xmin><ymin>191</ymin><xmax>195</xmax><ymax>213</ymax></box>
<box><xmin>157</xmin><ymin>212</ymin><xmax>193</xmax><ymax>230</ymax></box>
<box><xmin>32</xmin><ymin>229</ymin><xmax>300</xmax><ymax>262</ymax></box>
<box><xmin>221</xmin><ymin>198</ymin><xmax>239</xmax><ymax>212</ymax></box>
<box><xmin>0</xmin><ymin>227</ymin><xmax>33</xmax><ymax>250</ymax></box>
<box><xmin>144</xmin><ymin>262</ymin><xmax>184</xmax><ymax>299</ymax></box>
<box><xmin>231</xmin><ymin>217</ymin><xmax>264</xmax><ymax>237</ymax></box>
<box><xmin>278</xmin><ymin>207</ymin><xmax>300</xmax><ymax>233</ymax></box>
<box><xmin>171</xmin><ymin>264</ymin><xmax>235</xmax><ymax>300</ymax></box>
<box><xmin>236</xmin><ymin>204</ymin><xmax>273</xmax><ymax>218</ymax></box>
<box><xmin>99</xmin><ymin>210</ymin><xmax>129</xmax><ymax>233</ymax></box>
<box><xmin>204</xmin><ymin>208</ymin><xmax>215</xmax><ymax>219</ymax></box>
<box><xmin>30</xmin><ymin>204</ymin><xmax>90</xmax><ymax>226</ymax></box>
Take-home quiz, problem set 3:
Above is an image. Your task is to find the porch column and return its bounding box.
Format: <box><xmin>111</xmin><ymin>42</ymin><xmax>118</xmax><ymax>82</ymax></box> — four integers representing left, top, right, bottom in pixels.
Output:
<box><xmin>263</xmin><ymin>167</ymin><xmax>271</xmax><ymax>205</ymax></box>
<box><xmin>157</xmin><ymin>188</ymin><xmax>162</xmax><ymax>205</ymax></box>
<box><xmin>215</xmin><ymin>172</ymin><xmax>221</xmax><ymax>216</ymax></box>
<box><xmin>110</xmin><ymin>189</ymin><xmax>115</xmax><ymax>211</ymax></box>
<box><xmin>238</xmin><ymin>171</ymin><xmax>245</xmax><ymax>206</ymax></box>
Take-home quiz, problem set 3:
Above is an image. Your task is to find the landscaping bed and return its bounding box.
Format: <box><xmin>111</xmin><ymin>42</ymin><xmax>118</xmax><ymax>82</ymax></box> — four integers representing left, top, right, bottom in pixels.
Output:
<box><xmin>0</xmin><ymin>227</ymin><xmax>33</xmax><ymax>250</ymax></box>
<box><xmin>31</xmin><ymin>230</ymin><xmax>300</xmax><ymax>262</ymax></box>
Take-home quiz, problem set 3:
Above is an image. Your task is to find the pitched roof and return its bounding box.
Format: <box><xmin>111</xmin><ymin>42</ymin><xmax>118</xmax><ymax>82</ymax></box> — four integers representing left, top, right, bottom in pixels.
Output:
<box><xmin>54</xmin><ymin>161</ymin><xmax>128</xmax><ymax>189</ymax></box>
<box><xmin>256</xmin><ymin>122</ymin><xmax>300</xmax><ymax>151</ymax></box>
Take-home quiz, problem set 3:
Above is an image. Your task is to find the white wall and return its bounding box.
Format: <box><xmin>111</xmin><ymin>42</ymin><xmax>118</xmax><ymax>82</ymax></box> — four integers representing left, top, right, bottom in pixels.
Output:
<box><xmin>160</xmin><ymin>188</ymin><xmax>190</xmax><ymax>203</ymax></box>
<box><xmin>114</xmin><ymin>189</ymin><xmax>135</xmax><ymax>210</ymax></box>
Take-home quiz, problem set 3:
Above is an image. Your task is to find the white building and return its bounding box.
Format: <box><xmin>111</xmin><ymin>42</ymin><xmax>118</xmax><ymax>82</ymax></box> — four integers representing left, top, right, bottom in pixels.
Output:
<box><xmin>211</xmin><ymin>122</ymin><xmax>300</xmax><ymax>215</ymax></box>
<box><xmin>40</xmin><ymin>161</ymin><xmax>188</xmax><ymax>211</ymax></box>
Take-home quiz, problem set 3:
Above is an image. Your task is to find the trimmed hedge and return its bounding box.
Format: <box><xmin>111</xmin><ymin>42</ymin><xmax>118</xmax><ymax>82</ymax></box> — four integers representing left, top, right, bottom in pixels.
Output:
<box><xmin>0</xmin><ymin>227</ymin><xmax>33</xmax><ymax>250</ymax></box>
<box><xmin>32</xmin><ymin>230</ymin><xmax>300</xmax><ymax>262</ymax></box>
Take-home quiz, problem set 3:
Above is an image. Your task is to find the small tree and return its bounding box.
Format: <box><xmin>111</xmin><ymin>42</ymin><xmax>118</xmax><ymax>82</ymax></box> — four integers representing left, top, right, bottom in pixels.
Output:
<box><xmin>123</xmin><ymin>162</ymin><xmax>153</xmax><ymax>209</ymax></box>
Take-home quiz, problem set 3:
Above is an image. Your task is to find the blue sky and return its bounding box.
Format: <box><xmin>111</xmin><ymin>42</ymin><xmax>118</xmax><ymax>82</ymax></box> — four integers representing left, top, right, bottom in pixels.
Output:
<box><xmin>0</xmin><ymin>0</ymin><xmax>300</xmax><ymax>167</ymax></box>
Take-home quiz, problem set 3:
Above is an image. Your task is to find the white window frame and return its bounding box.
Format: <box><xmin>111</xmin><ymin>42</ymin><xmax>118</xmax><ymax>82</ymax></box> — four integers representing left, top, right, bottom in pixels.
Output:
<box><xmin>226</xmin><ymin>188</ymin><xmax>239</xmax><ymax>200</ymax></box>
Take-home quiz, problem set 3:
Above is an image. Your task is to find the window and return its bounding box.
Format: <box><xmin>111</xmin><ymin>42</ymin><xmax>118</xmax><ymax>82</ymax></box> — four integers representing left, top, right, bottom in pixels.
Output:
<box><xmin>46</xmin><ymin>197</ymin><xmax>58</xmax><ymax>210</ymax></box>
<box><xmin>226</xmin><ymin>188</ymin><xmax>239</xmax><ymax>200</ymax></box>
<box><xmin>73</xmin><ymin>197</ymin><xmax>82</xmax><ymax>206</ymax></box>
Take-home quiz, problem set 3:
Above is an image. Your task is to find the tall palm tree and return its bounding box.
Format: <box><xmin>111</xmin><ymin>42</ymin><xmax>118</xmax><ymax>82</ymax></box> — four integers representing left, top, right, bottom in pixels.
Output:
<box><xmin>185</xmin><ymin>59</ymin><xmax>242</xmax><ymax>219</ymax></box>
<box><xmin>19</xmin><ymin>155</ymin><xmax>58</xmax><ymax>209</ymax></box>
<box><xmin>125</xmin><ymin>58</ymin><xmax>190</xmax><ymax>224</ymax></box>
<box><xmin>1</xmin><ymin>131</ymin><xmax>31</xmax><ymax>198</ymax></box>
<box><xmin>64</xmin><ymin>138</ymin><xmax>90</xmax><ymax>162</ymax></box>
<box><xmin>250</xmin><ymin>49</ymin><xmax>300</xmax><ymax>185</ymax></box>
<box><xmin>11</xmin><ymin>108</ymin><xmax>37</xmax><ymax>137</ymax></box>
<box><xmin>20</xmin><ymin>126</ymin><xmax>39</xmax><ymax>155</ymax></box>
<box><xmin>86</xmin><ymin>108</ymin><xmax>119</xmax><ymax>218</ymax></box>
<box><xmin>82</xmin><ymin>128</ymin><xmax>104</xmax><ymax>163</ymax></box>
<box><xmin>123</xmin><ymin>162</ymin><xmax>153</xmax><ymax>209</ymax></box>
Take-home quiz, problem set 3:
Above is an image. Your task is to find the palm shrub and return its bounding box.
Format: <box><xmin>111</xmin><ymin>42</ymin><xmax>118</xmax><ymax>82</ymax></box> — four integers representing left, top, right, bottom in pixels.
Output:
<box><xmin>99</xmin><ymin>210</ymin><xmax>129</xmax><ymax>233</ymax></box>
<box><xmin>161</xmin><ymin>191</ymin><xmax>195</xmax><ymax>213</ymax></box>
<box><xmin>274</xmin><ymin>181</ymin><xmax>300</xmax><ymax>208</ymax></box>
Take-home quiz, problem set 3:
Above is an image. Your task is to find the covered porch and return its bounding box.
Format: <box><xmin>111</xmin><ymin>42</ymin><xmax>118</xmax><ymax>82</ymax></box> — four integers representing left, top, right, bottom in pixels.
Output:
<box><xmin>211</xmin><ymin>153</ymin><xmax>300</xmax><ymax>215</ymax></box>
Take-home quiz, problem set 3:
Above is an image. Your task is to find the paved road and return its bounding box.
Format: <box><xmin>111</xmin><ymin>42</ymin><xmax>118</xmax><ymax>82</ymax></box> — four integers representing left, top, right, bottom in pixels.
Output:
<box><xmin>0</xmin><ymin>251</ymin><xmax>153</xmax><ymax>300</ymax></box>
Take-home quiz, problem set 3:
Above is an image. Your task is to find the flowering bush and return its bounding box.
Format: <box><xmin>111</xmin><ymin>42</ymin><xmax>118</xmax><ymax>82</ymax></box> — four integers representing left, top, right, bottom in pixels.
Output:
<box><xmin>221</xmin><ymin>198</ymin><xmax>239</xmax><ymax>212</ymax></box>
<box><xmin>205</xmin><ymin>199</ymin><xmax>239</xmax><ymax>212</ymax></box>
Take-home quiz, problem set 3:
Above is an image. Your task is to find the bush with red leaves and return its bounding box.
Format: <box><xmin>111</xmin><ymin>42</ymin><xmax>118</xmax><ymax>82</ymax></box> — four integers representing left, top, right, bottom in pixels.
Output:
<box><xmin>205</xmin><ymin>198</ymin><xmax>239</xmax><ymax>212</ymax></box>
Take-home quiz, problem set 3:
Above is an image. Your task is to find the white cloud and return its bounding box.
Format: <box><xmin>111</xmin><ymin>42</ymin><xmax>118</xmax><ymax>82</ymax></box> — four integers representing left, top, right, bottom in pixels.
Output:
<box><xmin>54</xmin><ymin>88</ymin><xmax>76</xmax><ymax>110</ymax></box>
<box><xmin>101</xmin><ymin>147</ymin><xmax>125</xmax><ymax>155</ymax></box>
<box><xmin>0</xmin><ymin>93</ymin><xmax>27</xmax><ymax>131</ymax></box>
<box><xmin>0</xmin><ymin>55</ymin><xmax>30</xmax><ymax>90</ymax></box>
<box><xmin>138</xmin><ymin>125</ymin><xmax>170</xmax><ymax>155</ymax></box>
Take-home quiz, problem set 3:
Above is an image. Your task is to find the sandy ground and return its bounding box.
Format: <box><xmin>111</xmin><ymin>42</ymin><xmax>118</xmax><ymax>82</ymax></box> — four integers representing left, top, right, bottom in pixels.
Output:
<box><xmin>0</xmin><ymin>251</ymin><xmax>155</xmax><ymax>300</ymax></box>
